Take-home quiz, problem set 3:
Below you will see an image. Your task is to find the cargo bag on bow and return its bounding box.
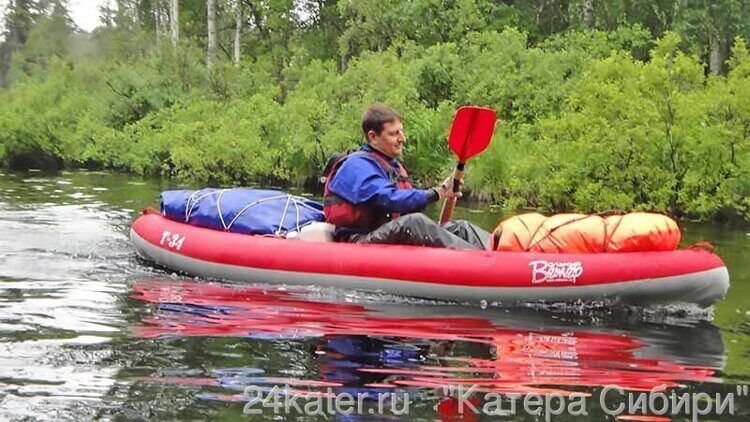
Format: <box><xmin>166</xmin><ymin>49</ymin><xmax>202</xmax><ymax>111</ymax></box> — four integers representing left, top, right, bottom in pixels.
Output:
<box><xmin>604</xmin><ymin>213</ymin><xmax>681</xmax><ymax>252</ymax></box>
<box><xmin>491</xmin><ymin>212</ymin><xmax>680</xmax><ymax>253</ymax></box>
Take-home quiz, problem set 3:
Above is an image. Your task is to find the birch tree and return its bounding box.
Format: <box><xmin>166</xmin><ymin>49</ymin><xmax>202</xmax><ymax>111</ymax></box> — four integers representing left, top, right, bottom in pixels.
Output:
<box><xmin>234</xmin><ymin>0</ymin><xmax>242</xmax><ymax>65</ymax></box>
<box><xmin>207</xmin><ymin>0</ymin><xmax>217</xmax><ymax>68</ymax></box>
<box><xmin>153</xmin><ymin>0</ymin><xmax>165</xmax><ymax>41</ymax></box>
<box><xmin>169</xmin><ymin>0</ymin><xmax>179</xmax><ymax>42</ymax></box>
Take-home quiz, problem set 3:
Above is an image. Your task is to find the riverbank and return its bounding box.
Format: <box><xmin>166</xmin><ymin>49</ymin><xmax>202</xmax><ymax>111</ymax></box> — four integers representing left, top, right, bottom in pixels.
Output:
<box><xmin>2</xmin><ymin>30</ymin><xmax>750</xmax><ymax>222</ymax></box>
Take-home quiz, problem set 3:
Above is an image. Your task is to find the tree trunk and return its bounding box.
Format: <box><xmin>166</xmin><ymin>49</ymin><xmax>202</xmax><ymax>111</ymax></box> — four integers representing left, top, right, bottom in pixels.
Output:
<box><xmin>100</xmin><ymin>0</ymin><xmax>115</xmax><ymax>28</ymax></box>
<box><xmin>154</xmin><ymin>0</ymin><xmax>165</xmax><ymax>45</ymax></box>
<box><xmin>169</xmin><ymin>0</ymin><xmax>179</xmax><ymax>43</ymax></box>
<box><xmin>709</xmin><ymin>37</ymin><xmax>723</xmax><ymax>74</ymax></box>
<box><xmin>581</xmin><ymin>0</ymin><xmax>594</xmax><ymax>28</ymax></box>
<box><xmin>340</xmin><ymin>55</ymin><xmax>348</xmax><ymax>72</ymax></box>
<box><xmin>233</xmin><ymin>0</ymin><xmax>242</xmax><ymax>65</ymax></box>
<box><xmin>125</xmin><ymin>0</ymin><xmax>141</xmax><ymax>29</ymax></box>
<box><xmin>153</xmin><ymin>1</ymin><xmax>160</xmax><ymax>38</ymax></box>
<box><xmin>207</xmin><ymin>0</ymin><xmax>218</xmax><ymax>68</ymax></box>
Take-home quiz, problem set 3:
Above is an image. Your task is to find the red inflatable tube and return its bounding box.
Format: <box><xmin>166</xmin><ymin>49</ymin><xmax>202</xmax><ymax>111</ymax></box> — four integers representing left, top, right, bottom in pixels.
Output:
<box><xmin>130</xmin><ymin>213</ymin><xmax>729</xmax><ymax>306</ymax></box>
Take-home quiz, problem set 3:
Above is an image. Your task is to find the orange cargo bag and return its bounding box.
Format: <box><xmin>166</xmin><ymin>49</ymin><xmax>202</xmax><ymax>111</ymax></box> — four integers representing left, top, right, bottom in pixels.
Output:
<box><xmin>490</xmin><ymin>213</ymin><xmax>605</xmax><ymax>253</ymax></box>
<box><xmin>604</xmin><ymin>213</ymin><xmax>680</xmax><ymax>252</ymax></box>
<box><xmin>490</xmin><ymin>213</ymin><xmax>546</xmax><ymax>251</ymax></box>
<box><xmin>527</xmin><ymin>214</ymin><xmax>606</xmax><ymax>253</ymax></box>
<box><xmin>490</xmin><ymin>212</ymin><xmax>681</xmax><ymax>253</ymax></box>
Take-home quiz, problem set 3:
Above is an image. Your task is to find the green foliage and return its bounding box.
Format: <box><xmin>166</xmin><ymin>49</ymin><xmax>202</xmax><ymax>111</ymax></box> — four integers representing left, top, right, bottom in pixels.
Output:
<box><xmin>0</xmin><ymin>59</ymin><xmax>91</xmax><ymax>168</ymax></box>
<box><xmin>1</xmin><ymin>1</ymin><xmax>750</xmax><ymax>221</ymax></box>
<box><xmin>495</xmin><ymin>32</ymin><xmax>750</xmax><ymax>220</ymax></box>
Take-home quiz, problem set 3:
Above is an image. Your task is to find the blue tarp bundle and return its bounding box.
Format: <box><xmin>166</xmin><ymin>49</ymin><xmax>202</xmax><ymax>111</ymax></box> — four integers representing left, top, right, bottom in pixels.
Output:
<box><xmin>160</xmin><ymin>188</ymin><xmax>324</xmax><ymax>236</ymax></box>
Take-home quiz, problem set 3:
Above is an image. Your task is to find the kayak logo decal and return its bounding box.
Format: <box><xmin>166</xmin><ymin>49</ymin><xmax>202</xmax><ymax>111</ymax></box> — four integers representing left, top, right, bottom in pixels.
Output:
<box><xmin>529</xmin><ymin>261</ymin><xmax>583</xmax><ymax>284</ymax></box>
<box><xmin>160</xmin><ymin>230</ymin><xmax>186</xmax><ymax>251</ymax></box>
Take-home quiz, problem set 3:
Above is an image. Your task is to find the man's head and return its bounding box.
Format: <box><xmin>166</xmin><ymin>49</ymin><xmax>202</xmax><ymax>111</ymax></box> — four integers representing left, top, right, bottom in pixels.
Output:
<box><xmin>362</xmin><ymin>105</ymin><xmax>405</xmax><ymax>158</ymax></box>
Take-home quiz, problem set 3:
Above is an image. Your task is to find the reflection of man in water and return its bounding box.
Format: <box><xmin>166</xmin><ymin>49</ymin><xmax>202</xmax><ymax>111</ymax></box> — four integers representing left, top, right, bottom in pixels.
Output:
<box><xmin>316</xmin><ymin>336</ymin><xmax>425</xmax><ymax>398</ymax></box>
<box><xmin>315</xmin><ymin>335</ymin><xmax>484</xmax><ymax>421</ymax></box>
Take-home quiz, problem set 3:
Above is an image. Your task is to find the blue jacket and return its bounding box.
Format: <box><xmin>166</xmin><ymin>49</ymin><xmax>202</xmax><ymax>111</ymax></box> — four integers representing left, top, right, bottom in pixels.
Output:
<box><xmin>327</xmin><ymin>145</ymin><xmax>436</xmax><ymax>234</ymax></box>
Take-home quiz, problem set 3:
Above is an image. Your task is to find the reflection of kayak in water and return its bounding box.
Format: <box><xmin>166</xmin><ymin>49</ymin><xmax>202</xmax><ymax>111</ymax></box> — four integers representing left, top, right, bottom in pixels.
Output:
<box><xmin>130</xmin><ymin>213</ymin><xmax>730</xmax><ymax>306</ymax></box>
<box><xmin>132</xmin><ymin>280</ymin><xmax>724</xmax><ymax>398</ymax></box>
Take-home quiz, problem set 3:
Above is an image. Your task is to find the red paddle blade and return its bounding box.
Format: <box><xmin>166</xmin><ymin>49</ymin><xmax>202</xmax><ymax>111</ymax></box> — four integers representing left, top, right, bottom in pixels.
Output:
<box><xmin>448</xmin><ymin>106</ymin><xmax>497</xmax><ymax>162</ymax></box>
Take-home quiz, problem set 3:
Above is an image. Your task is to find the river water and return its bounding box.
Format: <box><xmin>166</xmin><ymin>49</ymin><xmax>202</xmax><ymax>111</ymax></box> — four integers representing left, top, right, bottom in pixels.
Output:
<box><xmin>0</xmin><ymin>170</ymin><xmax>747</xmax><ymax>421</ymax></box>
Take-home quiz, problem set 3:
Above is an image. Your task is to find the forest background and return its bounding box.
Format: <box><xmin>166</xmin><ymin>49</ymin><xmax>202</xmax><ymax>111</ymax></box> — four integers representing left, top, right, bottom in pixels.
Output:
<box><xmin>1</xmin><ymin>0</ymin><xmax>749</xmax><ymax>221</ymax></box>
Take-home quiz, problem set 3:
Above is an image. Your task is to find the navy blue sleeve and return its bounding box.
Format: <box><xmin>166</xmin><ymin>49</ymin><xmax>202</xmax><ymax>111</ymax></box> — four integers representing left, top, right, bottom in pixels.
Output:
<box><xmin>327</xmin><ymin>156</ymin><xmax>431</xmax><ymax>214</ymax></box>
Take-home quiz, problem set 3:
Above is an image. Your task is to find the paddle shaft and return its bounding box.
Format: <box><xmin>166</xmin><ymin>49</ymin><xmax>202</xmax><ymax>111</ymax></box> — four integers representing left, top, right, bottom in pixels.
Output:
<box><xmin>438</xmin><ymin>162</ymin><xmax>465</xmax><ymax>225</ymax></box>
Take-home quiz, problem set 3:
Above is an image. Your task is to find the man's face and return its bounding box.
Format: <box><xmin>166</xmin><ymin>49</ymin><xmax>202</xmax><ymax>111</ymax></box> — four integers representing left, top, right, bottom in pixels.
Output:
<box><xmin>368</xmin><ymin>120</ymin><xmax>405</xmax><ymax>158</ymax></box>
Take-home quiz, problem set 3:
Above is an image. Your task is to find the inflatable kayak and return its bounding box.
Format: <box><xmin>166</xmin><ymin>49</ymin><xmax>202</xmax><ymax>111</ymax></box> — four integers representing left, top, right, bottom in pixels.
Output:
<box><xmin>130</xmin><ymin>212</ymin><xmax>730</xmax><ymax>306</ymax></box>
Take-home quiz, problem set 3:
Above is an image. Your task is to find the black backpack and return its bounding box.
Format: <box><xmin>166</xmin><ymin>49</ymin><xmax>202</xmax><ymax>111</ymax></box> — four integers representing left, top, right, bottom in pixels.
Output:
<box><xmin>319</xmin><ymin>148</ymin><xmax>359</xmax><ymax>191</ymax></box>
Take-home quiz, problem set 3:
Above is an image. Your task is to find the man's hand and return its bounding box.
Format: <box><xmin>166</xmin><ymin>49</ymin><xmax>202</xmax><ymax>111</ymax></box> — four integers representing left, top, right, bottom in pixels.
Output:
<box><xmin>434</xmin><ymin>176</ymin><xmax>464</xmax><ymax>200</ymax></box>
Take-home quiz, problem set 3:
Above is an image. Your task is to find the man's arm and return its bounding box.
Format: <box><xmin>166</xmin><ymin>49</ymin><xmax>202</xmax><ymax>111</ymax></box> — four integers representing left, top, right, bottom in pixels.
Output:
<box><xmin>327</xmin><ymin>156</ymin><xmax>438</xmax><ymax>214</ymax></box>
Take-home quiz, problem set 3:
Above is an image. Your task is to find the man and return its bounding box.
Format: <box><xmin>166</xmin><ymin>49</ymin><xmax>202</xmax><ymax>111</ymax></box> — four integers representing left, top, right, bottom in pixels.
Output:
<box><xmin>323</xmin><ymin>104</ymin><xmax>489</xmax><ymax>250</ymax></box>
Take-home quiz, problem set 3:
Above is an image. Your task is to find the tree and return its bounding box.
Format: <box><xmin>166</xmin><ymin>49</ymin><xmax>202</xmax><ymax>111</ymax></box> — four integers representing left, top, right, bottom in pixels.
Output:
<box><xmin>99</xmin><ymin>0</ymin><xmax>116</xmax><ymax>28</ymax></box>
<box><xmin>0</xmin><ymin>0</ymin><xmax>35</xmax><ymax>86</ymax></box>
<box><xmin>170</xmin><ymin>0</ymin><xmax>179</xmax><ymax>42</ymax></box>
<box><xmin>153</xmin><ymin>0</ymin><xmax>166</xmax><ymax>41</ymax></box>
<box><xmin>675</xmin><ymin>0</ymin><xmax>749</xmax><ymax>74</ymax></box>
<box><xmin>233</xmin><ymin>0</ymin><xmax>241</xmax><ymax>64</ymax></box>
<box><xmin>297</xmin><ymin>0</ymin><xmax>345</xmax><ymax>61</ymax></box>
<box><xmin>337</xmin><ymin>0</ymin><xmax>498</xmax><ymax>67</ymax></box>
<box><xmin>3</xmin><ymin>0</ymin><xmax>75</xmax><ymax>81</ymax></box>
<box><xmin>207</xmin><ymin>0</ymin><xmax>217</xmax><ymax>68</ymax></box>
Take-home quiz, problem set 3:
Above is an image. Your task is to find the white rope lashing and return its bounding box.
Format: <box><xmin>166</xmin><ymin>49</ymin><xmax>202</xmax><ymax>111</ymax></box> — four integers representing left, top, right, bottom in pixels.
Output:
<box><xmin>184</xmin><ymin>189</ymin><xmax>319</xmax><ymax>236</ymax></box>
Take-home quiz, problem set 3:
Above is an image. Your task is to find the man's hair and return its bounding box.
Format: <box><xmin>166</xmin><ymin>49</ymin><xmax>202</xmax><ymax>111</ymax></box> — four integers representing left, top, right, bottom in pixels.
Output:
<box><xmin>361</xmin><ymin>104</ymin><xmax>402</xmax><ymax>138</ymax></box>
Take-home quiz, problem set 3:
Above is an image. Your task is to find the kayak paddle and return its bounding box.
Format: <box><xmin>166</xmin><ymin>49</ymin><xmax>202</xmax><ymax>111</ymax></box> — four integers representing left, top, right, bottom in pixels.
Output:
<box><xmin>439</xmin><ymin>106</ymin><xmax>497</xmax><ymax>225</ymax></box>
